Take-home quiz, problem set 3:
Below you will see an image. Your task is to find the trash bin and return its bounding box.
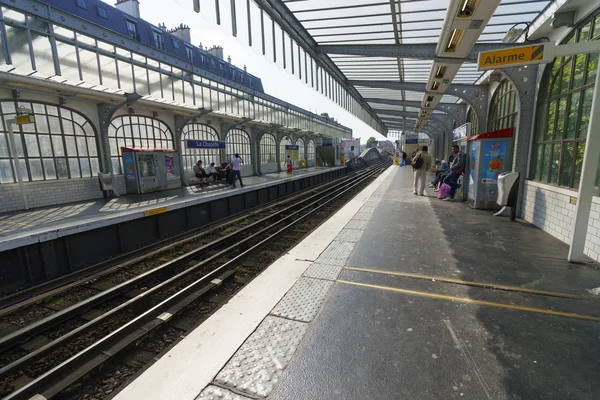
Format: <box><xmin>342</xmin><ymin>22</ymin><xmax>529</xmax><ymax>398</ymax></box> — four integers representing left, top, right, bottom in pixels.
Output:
<box><xmin>495</xmin><ymin>172</ymin><xmax>520</xmax><ymax>221</ymax></box>
<box><xmin>98</xmin><ymin>172</ymin><xmax>116</xmax><ymax>198</ymax></box>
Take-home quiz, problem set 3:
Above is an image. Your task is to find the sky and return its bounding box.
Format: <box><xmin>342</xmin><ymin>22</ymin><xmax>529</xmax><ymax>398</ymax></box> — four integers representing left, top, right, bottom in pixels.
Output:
<box><xmin>102</xmin><ymin>0</ymin><xmax>388</xmax><ymax>143</ymax></box>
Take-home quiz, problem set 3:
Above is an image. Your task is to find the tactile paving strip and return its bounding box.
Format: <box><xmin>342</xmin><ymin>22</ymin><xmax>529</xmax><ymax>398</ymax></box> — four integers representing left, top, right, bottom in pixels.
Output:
<box><xmin>317</xmin><ymin>240</ymin><xmax>355</xmax><ymax>265</ymax></box>
<box><xmin>214</xmin><ymin>316</ymin><xmax>308</xmax><ymax>398</ymax></box>
<box><xmin>345</xmin><ymin>219</ymin><xmax>368</xmax><ymax>230</ymax></box>
<box><xmin>271</xmin><ymin>277</ymin><xmax>334</xmax><ymax>322</ymax></box>
<box><xmin>196</xmin><ymin>385</ymin><xmax>253</xmax><ymax>400</ymax></box>
<box><xmin>302</xmin><ymin>262</ymin><xmax>344</xmax><ymax>281</ymax></box>
<box><xmin>335</xmin><ymin>229</ymin><xmax>364</xmax><ymax>242</ymax></box>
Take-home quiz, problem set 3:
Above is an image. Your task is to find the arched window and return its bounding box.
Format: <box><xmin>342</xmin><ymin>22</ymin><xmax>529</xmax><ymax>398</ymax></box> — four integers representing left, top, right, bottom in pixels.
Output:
<box><xmin>296</xmin><ymin>138</ymin><xmax>305</xmax><ymax>161</ymax></box>
<box><xmin>279</xmin><ymin>136</ymin><xmax>292</xmax><ymax>167</ymax></box>
<box><xmin>108</xmin><ymin>115</ymin><xmax>173</xmax><ymax>174</ymax></box>
<box><xmin>466</xmin><ymin>106</ymin><xmax>479</xmax><ymax>136</ymax></box>
<box><xmin>0</xmin><ymin>100</ymin><xmax>99</xmax><ymax>183</ymax></box>
<box><xmin>488</xmin><ymin>80</ymin><xmax>518</xmax><ymax>132</ymax></box>
<box><xmin>181</xmin><ymin>123</ymin><xmax>219</xmax><ymax>169</ymax></box>
<box><xmin>532</xmin><ymin>11</ymin><xmax>600</xmax><ymax>191</ymax></box>
<box><xmin>225</xmin><ymin>128</ymin><xmax>251</xmax><ymax>164</ymax></box>
<box><xmin>260</xmin><ymin>133</ymin><xmax>277</xmax><ymax>163</ymax></box>
<box><xmin>307</xmin><ymin>139</ymin><xmax>315</xmax><ymax>162</ymax></box>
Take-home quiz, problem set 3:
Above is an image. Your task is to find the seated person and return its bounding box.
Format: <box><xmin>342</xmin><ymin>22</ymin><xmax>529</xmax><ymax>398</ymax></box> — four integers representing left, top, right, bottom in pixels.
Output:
<box><xmin>429</xmin><ymin>156</ymin><xmax>453</xmax><ymax>191</ymax></box>
<box><xmin>192</xmin><ymin>160</ymin><xmax>209</xmax><ymax>183</ymax></box>
<box><xmin>206</xmin><ymin>162</ymin><xmax>219</xmax><ymax>182</ymax></box>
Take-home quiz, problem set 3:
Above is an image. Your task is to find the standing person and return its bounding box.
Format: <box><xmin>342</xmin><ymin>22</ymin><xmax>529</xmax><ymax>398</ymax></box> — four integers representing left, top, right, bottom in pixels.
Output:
<box><xmin>408</xmin><ymin>147</ymin><xmax>420</xmax><ymax>166</ymax></box>
<box><xmin>285</xmin><ymin>155</ymin><xmax>293</xmax><ymax>174</ymax></box>
<box><xmin>441</xmin><ymin>145</ymin><xmax>465</xmax><ymax>201</ymax></box>
<box><xmin>412</xmin><ymin>145</ymin><xmax>432</xmax><ymax>196</ymax></box>
<box><xmin>401</xmin><ymin>151</ymin><xmax>407</xmax><ymax>167</ymax></box>
<box><xmin>230</xmin><ymin>153</ymin><xmax>244</xmax><ymax>188</ymax></box>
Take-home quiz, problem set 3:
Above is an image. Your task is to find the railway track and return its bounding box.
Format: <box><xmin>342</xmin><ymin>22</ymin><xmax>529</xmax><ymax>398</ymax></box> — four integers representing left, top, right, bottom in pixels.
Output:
<box><xmin>0</xmin><ymin>160</ymin><xmax>390</xmax><ymax>399</ymax></box>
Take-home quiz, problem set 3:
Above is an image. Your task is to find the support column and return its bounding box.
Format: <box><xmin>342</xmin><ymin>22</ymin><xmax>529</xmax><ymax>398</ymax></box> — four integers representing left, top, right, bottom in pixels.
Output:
<box><xmin>568</xmin><ymin>61</ymin><xmax>600</xmax><ymax>262</ymax></box>
<box><xmin>501</xmin><ymin>65</ymin><xmax>539</xmax><ymax>217</ymax></box>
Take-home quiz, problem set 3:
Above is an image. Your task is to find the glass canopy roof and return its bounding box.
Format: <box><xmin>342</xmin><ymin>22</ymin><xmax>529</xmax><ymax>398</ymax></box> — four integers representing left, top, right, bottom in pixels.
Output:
<box><xmin>199</xmin><ymin>0</ymin><xmax>552</xmax><ymax>135</ymax></box>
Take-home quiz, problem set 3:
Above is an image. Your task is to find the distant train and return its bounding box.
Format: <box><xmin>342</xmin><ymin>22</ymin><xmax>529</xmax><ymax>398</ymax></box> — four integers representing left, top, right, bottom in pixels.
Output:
<box><xmin>43</xmin><ymin>0</ymin><xmax>265</xmax><ymax>92</ymax></box>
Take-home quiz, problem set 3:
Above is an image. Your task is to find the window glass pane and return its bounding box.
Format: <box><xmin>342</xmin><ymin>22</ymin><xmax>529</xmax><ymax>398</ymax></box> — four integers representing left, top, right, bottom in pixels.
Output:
<box><xmin>29</xmin><ymin>158</ymin><xmax>44</xmax><ymax>180</ymax></box>
<box><xmin>546</xmin><ymin>100</ymin><xmax>556</xmax><ymax>140</ymax></box>
<box><xmin>595</xmin><ymin>15</ymin><xmax>600</xmax><ymax>39</ymax></box>
<box><xmin>556</xmin><ymin>97</ymin><xmax>567</xmax><ymax>137</ymax></box>
<box><xmin>55</xmin><ymin>41</ymin><xmax>80</xmax><ymax>82</ymax></box>
<box><xmin>0</xmin><ymin>133</ymin><xmax>9</xmax><ymax>157</ymax></box>
<box><xmin>43</xmin><ymin>158</ymin><xmax>56</xmax><ymax>179</ymax></box>
<box><xmin>560</xmin><ymin>142</ymin><xmax>574</xmax><ymax>187</ymax></box>
<box><xmin>587</xmin><ymin>53</ymin><xmax>599</xmax><ymax>84</ymax></box>
<box><xmin>550</xmin><ymin>144</ymin><xmax>560</xmax><ymax>185</ymax></box>
<box><xmin>541</xmin><ymin>144</ymin><xmax>551</xmax><ymax>182</ymax></box>
<box><xmin>565</xmin><ymin>92</ymin><xmax>579</xmax><ymax>139</ymax></box>
<box><xmin>0</xmin><ymin>159</ymin><xmax>14</xmax><ymax>183</ymax></box>
<box><xmin>65</xmin><ymin>136</ymin><xmax>77</xmax><ymax>155</ymax></box>
<box><xmin>578</xmin><ymin>88</ymin><xmax>594</xmax><ymax>138</ymax></box>
<box><xmin>52</xmin><ymin>135</ymin><xmax>65</xmax><ymax>156</ymax></box>
<box><xmin>574</xmin><ymin>143</ymin><xmax>585</xmax><ymax>189</ymax></box>
<box><xmin>38</xmin><ymin>135</ymin><xmax>52</xmax><ymax>156</ymax></box>
<box><xmin>78</xmin><ymin>48</ymin><xmax>101</xmax><ymax>86</ymax></box>
<box><xmin>118</xmin><ymin>60</ymin><xmax>135</xmax><ymax>92</ymax></box>
<box><xmin>30</xmin><ymin>33</ymin><xmax>56</xmax><ymax>78</ymax></box>
<box><xmin>25</xmin><ymin>134</ymin><xmax>39</xmax><ymax>157</ymax></box>
<box><xmin>573</xmin><ymin>54</ymin><xmax>586</xmax><ymax>88</ymax></box>
<box><xmin>561</xmin><ymin>59</ymin><xmax>572</xmax><ymax>93</ymax></box>
<box><xmin>56</xmin><ymin>158</ymin><xmax>68</xmax><ymax>179</ymax></box>
<box><xmin>36</xmin><ymin>114</ymin><xmax>49</xmax><ymax>133</ymax></box>
<box><xmin>534</xmin><ymin>144</ymin><xmax>544</xmax><ymax>180</ymax></box>
<box><xmin>580</xmin><ymin>22</ymin><xmax>591</xmax><ymax>42</ymax></box>
<box><xmin>90</xmin><ymin>157</ymin><xmax>100</xmax><ymax>175</ymax></box>
<box><xmin>80</xmin><ymin>158</ymin><xmax>91</xmax><ymax>176</ymax></box>
<box><xmin>76</xmin><ymin>136</ymin><xmax>88</xmax><ymax>156</ymax></box>
<box><xmin>69</xmin><ymin>158</ymin><xmax>81</xmax><ymax>177</ymax></box>
<box><xmin>5</xmin><ymin>25</ymin><xmax>32</xmax><ymax>73</ymax></box>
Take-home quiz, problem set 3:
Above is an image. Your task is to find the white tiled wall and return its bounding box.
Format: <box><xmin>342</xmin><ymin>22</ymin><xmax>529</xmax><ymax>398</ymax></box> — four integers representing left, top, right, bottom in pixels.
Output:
<box><xmin>522</xmin><ymin>180</ymin><xmax>600</xmax><ymax>262</ymax></box>
<box><xmin>0</xmin><ymin>177</ymin><xmax>104</xmax><ymax>213</ymax></box>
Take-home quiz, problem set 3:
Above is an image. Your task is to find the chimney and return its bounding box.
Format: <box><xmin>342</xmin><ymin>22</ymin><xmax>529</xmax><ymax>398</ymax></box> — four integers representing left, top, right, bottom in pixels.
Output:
<box><xmin>115</xmin><ymin>0</ymin><xmax>140</xmax><ymax>19</ymax></box>
<box><xmin>227</xmin><ymin>55</ymin><xmax>231</xmax><ymax>63</ymax></box>
<box><xmin>170</xmin><ymin>24</ymin><xmax>191</xmax><ymax>44</ymax></box>
<box><xmin>207</xmin><ymin>45</ymin><xmax>223</xmax><ymax>60</ymax></box>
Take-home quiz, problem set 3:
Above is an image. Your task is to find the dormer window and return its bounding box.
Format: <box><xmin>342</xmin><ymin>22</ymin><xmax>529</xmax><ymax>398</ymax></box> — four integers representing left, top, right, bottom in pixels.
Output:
<box><xmin>126</xmin><ymin>20</ymin><xmax>138</xmax><ymax>40</ymax></box>
<box><xmin>97</xmin><ymin>6</ymin><xmax>108</xmax><ymax>19</ymax></box>
<box><xmin>152</xmin><ymin>29</ymin><xmax>164</xmax><ymax>50</ymax></box>
<box><xmin>172</xmin><ymin>38</ymin><xmax>179</xmax><ymax>49</ymax></box>
<box><xmin>76</xmin><ymin>0</ymin><xmax>87</xmax><ymax>10</ymax></box>
<box><xmin>185</xmin><ymin>45</ymin><xmax>194</xmax><ymax>62</ymax></box>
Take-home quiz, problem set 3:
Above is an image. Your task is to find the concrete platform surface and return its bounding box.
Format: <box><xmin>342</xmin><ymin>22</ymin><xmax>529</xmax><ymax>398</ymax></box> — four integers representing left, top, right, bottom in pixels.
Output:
<box><xmin>0</xmin><ymin>166</ymin><xmax>343</xmax><ymax>251</ymax></box>
<box><xmin>114</xmin><ymin>167</ymin><xmax>600</xmax><ymax>400</ymax></box>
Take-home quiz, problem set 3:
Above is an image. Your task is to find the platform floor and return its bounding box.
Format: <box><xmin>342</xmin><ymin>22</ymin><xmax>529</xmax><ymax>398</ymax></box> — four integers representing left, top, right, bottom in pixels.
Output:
<box><xmin>114</xmin><ymin>166</ymin><xmax>600</xmax><ymax>400</ymax></box>
<box><xmin>0</xmin><ymin>166</ymin><xmax>340</xmax><ymax>249</ymax></box>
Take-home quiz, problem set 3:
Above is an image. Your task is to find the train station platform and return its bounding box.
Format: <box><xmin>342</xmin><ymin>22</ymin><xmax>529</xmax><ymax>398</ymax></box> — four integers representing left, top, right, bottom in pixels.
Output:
<box><xmin>0</xmin><ymin>166</ymin><xmax>346</xmax><ymax>292</ymax></box>
<box><xmin>114</xmin><ymin>166</ymin><xmax>600</xmax><ymax>400</ymax></box>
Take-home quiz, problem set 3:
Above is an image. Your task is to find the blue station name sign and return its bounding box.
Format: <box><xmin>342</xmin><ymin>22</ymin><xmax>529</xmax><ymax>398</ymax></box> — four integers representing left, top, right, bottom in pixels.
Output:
<box><xmin>186</xmin><ymin>140</ymin><xmax>226</xmax><ymax>149</ymax></box>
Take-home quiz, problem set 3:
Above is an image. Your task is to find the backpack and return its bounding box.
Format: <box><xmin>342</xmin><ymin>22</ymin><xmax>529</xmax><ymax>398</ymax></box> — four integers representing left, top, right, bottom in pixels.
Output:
<box><xmin>412</xmin><ymin>155</ymin><xmax>424</xmax><ymax>170</ymax></box>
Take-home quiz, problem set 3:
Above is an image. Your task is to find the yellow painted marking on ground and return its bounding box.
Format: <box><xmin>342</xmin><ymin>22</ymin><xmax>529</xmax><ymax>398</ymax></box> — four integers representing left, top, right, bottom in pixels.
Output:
<box><xmin>0</xmin><ymin>220</ymin><xmax>34</xmax><ymax>227</ymax></box>
<box><xmin>336</xmin><ymin>280</ymin><xmax>600</xmax><ymax>322</ymax></box>
<box><xmin>344</xmin><ymin>266</ymin><xmax>597</xmax><ymax>301</ymax></box>
<box><xmin>143</xmin><ymin>207</ymin><xmax>168</xmax><ymax>217</ymax></box>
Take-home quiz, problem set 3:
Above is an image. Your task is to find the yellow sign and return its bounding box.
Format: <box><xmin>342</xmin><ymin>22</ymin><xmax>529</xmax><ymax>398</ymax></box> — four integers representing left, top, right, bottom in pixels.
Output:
<box><xmin>340</xmin><ymin>155</ymin><xmax>345</xmax><ymax>165</ymax></box>
<box><xmin>478</xmin><ymin>43</ymin><xmax>551</xmax><ymax>71</ymax></box>
<box><xmin>15</xmin><ymin>114</ymin><xmax>35</xmax><ymax>125</ymax></box>
<box><xmin>144</xmin><ymin>207</ymin><xmax>167</xmax><ymax>217</ymax></box>
<box><xmin>394</xmin><ymin>157</ymin><xmax>399</xmax><ymax>166</ymax></box>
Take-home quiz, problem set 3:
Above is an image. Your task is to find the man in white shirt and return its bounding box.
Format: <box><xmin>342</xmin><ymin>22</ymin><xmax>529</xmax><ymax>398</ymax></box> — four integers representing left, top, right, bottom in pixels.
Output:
<box><xmin>285</xmin><ymin>155</ymin><xmax>293</xmax><ymax>174</ymax></box>
<box><xmin>206</xmin><ymin>162</ymin><xmax>218</xmax><ymax>182</ymax></box>
<box><xmin>230</xmin><ymin>153</ymin><xmax>244</xmax><ymax>188</ymax></box>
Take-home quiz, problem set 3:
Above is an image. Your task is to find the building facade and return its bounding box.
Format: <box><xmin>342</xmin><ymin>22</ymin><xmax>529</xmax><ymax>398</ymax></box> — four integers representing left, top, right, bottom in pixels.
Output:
<box><xmin>0</xmin><ymin>0</ymin><xmax>352</xmax><ymax>213</ymax></box>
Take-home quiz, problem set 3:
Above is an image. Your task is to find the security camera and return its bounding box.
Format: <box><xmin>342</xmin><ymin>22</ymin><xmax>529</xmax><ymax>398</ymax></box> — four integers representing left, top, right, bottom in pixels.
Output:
<box><xmin>457</xmin><ymin>0</ymin><xmax>477</xmax><ymax>18</ymax></box>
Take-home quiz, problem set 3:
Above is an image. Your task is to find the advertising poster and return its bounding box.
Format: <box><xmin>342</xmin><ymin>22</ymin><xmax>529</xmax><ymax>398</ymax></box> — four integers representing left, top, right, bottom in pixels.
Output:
<box><xmin>123</xmin><ymin>152</ymin><xmax>135</xmax><ymax>181</ymax></box>
<box><xmin>285</xmin><ymin>145</ymin><xmax>299</xmax><ymax>161</ymax></box>
<box><xmin>469</xmin><ymin>142</ymin><xmax>479</xmax><ymax>199</ymax></box>
<box><xmin>165</xmin><ymin>154</ymin><xmax>175</xmax><ymax>178</ymax></box>
<box><xmin>482</xmin><ymin>140</ymin><xmax>509</xmax><ymax>184</ymax></box>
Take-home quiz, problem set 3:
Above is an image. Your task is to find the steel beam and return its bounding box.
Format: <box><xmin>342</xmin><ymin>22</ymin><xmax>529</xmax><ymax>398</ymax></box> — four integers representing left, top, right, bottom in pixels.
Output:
<box><xmin>250</xmin><ymin>0</ymin><xmax>386</xmax><ymax>132</ymax></box>
<box><xmin>318</xmin><ymin>43</ymin><xmax>516</xmax><ymax>63</ymax></box>
<box><xmin>364</xmin><ymin>98</ymin><xmax>467</xmax><ymax>126</ymax></box>
<box><xmin>350</xmin><ymin>80</ymin><xmax>488</xmax><ymax>131</ymax></box>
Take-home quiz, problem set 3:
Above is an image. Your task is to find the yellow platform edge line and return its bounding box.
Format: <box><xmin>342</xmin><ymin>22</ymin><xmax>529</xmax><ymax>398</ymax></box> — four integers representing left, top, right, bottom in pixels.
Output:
<box><xmin>336</xmin><ymin>279</ymin><xmax>600</xmax><ymax>322</ymax></box>
<box><xmin>344</xmin><ymin>266</ymin><xmax>596</xmax><ymax>301</ymax></box>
